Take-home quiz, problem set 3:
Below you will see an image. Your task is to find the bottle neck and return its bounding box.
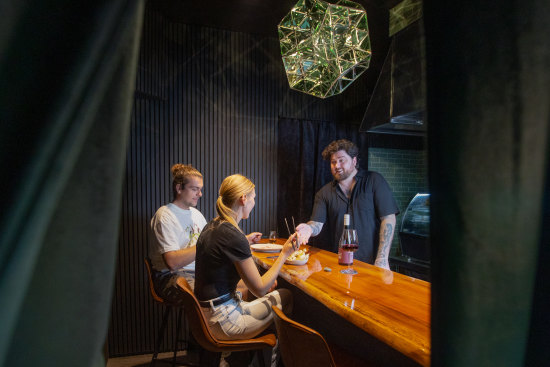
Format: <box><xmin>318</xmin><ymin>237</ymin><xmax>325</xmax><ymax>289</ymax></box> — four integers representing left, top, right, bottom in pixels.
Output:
<box><xmin>343</xmin><ymin>214</ymin><xmax>351</xmax><ymax>229</ymax></box>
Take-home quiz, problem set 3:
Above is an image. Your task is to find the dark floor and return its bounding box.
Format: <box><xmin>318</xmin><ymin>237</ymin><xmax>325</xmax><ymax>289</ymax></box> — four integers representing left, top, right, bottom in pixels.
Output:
<box><xmin>106</xmin><ymin>350</ymin><xmax>199</xmax><ymax>367</ymax></box>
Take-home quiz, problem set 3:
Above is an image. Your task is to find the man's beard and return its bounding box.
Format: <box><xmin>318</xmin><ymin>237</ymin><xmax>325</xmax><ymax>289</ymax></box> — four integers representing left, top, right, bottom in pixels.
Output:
<box><xmin>333</xmin><ymin>169</ymin><xmax>352</xmax><ymax>181</ymax></box>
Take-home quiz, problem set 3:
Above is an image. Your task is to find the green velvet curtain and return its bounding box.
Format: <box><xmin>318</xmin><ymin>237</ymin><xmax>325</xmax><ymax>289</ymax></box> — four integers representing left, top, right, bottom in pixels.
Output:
<box><xmin>425</xmin><ymin>0</ymin><xmax>550</xmax><ymax>365</ymax></box>
<box><xmin>2</xmin><ymin>0</ymin><xmax>549</xmax><ymax>366</ymax></box>
<box><xmin>0</xmin><ymin>1</ymin><xmax>144</xmax><ymax>366</ymax></box>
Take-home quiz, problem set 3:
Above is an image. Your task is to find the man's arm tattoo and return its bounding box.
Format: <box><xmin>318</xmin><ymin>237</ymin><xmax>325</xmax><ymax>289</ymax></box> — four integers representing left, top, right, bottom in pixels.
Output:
<box><xmin>377</xmin><ymin>222</ymin><xmax>394</xmax><ymax>259</ymax></box>
<box><xmin>306</xmin><ymin>221</ymin><xmax>324</xmax><ymax>236</ymax></box>
<box><xmin>382</xmin><ymin>223</ymin><xmax>393</xmax><ymax>250</ymax></box>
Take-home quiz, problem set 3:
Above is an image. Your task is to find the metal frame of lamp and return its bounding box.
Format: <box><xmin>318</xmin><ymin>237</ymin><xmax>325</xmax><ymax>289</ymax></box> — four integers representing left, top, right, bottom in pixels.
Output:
<box><xmin>278</xmin><ymin>0</ymin><xmax>372</xmax><ymax>98</ymax></box>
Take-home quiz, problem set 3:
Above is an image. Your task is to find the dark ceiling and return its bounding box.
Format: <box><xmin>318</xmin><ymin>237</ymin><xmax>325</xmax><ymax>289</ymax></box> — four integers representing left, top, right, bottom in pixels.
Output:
<box><xmin>149</xmin><ymin>0</ymin><xmax>401</xmax><ymax>104</ymax></box>
<box><xmin>150</xmin><ymin>0</ymin><xmax>398</xmax><ymax>36</ymax></box>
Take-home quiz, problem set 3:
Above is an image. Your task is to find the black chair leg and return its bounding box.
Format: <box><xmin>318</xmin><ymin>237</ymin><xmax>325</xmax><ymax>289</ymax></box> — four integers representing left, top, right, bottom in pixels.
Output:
<box><xmin>182</xmin><ymin>309</ymin><xmax>188</xmax><ymax>351</ymax></box>
<box><xmin>151</xmin><ymin>306</ymin><xmax>172</xmax><ymax>367</ymax></box>
<box><xmin>172</xmin><ymin>308</ymin><xmax>185</xmax><ymax>366</ymax></box>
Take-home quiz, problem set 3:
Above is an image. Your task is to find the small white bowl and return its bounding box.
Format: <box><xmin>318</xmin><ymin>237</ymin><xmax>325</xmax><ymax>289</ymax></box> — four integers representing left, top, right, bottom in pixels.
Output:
<box><xmin>285</xmin><ymin>254</ymin><xmax>309</xmax><ymax>265</ymax></box>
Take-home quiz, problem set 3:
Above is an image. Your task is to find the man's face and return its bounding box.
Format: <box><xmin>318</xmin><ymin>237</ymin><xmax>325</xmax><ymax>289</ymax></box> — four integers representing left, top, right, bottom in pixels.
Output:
<box><xmin>178</xmin><ymin>176</ymin><xmax>203</xmax><ymax>209</ymax></box>
<box><xmin>330</xmin><ymin>150</ymin><xmax>357</xmax><ymax>181</ymax></box>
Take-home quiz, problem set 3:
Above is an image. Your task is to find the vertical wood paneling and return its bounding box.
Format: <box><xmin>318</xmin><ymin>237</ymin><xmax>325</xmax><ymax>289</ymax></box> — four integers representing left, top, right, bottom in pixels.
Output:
<box><xmin>108</xmin><ymin>3</ymin><xmax>370</xmax><ymax>357</ymax></box>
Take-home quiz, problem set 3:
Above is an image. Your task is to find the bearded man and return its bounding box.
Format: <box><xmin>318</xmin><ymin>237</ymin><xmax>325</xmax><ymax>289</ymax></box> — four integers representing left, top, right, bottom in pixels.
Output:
<box><xmin>296</xmin><ymin>139</ymin><xmax>399</xmax><ymax>269</ymax></box>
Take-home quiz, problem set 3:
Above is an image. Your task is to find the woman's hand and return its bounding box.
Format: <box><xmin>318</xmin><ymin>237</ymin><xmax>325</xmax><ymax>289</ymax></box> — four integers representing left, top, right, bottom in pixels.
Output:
<box><xmin>281</xmin><ymin>233</ymin><xmax>298</xmax><ymax>258</ymax></box>
<box><xmin>235</xmin><ymin>234</ymin><xmax>294</xmax><ymax>298</ymax></box>
<box><xmin>246</xmin><ymin>232</ymin><xmax>262</xmax><ymax>244</ymax></box>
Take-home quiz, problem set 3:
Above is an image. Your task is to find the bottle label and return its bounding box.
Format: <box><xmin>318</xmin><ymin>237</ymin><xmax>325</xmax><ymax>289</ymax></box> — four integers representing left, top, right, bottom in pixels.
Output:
<box><xmin>338</xmin><ymin>248</ymin><xmax>353</xmax><ymax>265</ymax></box>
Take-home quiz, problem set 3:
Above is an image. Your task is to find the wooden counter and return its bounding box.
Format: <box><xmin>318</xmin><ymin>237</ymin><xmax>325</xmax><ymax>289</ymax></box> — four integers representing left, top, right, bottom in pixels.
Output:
<box><xmin>252</xmin><ymin>240</ymin><xmax>431</xmax><ymax>367</ymax></box>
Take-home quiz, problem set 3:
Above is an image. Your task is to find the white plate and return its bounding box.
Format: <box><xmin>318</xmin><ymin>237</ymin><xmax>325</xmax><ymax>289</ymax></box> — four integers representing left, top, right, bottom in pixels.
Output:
<box><xmin>285</xmin><ymin>254</ymin><xmax>309</xmax><ymax>266</ymax></box>
<box><xmin>251</xmin><ymin>243</ymin><xmax>283</xmax><ymax>253</ymax></box>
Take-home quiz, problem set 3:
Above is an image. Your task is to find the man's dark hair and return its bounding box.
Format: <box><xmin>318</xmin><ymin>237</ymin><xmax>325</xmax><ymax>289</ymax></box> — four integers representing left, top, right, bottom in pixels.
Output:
<box><xmin>322</xmin><ymin>139</ymin><xmax>359</xmax><ymax>163</ymax></box>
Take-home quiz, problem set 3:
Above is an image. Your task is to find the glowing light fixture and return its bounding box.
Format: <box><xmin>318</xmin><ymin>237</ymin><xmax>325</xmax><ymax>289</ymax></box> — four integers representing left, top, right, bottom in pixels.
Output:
<box><xmin>278</xmin><ymin>0</ymin><xmax>371</xmax><ymax>98</ymax></box>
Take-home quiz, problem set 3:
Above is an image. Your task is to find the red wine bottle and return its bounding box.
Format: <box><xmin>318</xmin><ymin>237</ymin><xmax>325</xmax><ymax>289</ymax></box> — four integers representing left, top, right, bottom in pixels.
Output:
<box><xmin>338</xmin><ymin>214</ymin><xmax>358</xmax><ymax>265</ymax></box>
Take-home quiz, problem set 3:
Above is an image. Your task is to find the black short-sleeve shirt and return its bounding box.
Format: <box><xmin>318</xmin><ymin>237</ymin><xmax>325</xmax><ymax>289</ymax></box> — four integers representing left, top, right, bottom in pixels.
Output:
<box><xmin>310</xmin><ymin>170</ymin><xmax>400</xmax><ymax>264</ymax></box>
<box><xmin>194</xmin><ymin>219</ymin><xmax>251</xmax><ymax>301</ymax></box>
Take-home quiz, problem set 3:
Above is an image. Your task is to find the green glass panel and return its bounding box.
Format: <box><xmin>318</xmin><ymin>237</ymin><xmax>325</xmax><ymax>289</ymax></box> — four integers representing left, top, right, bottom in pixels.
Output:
<box><xmin>278</xmin><ymin>0</ymin><xmax>371</xmax><ymax>98</ymax></box>
<box><xmin>389</xmin><ymin>0</ymin><xmax>423</xmax><ymax>37</ymax></box>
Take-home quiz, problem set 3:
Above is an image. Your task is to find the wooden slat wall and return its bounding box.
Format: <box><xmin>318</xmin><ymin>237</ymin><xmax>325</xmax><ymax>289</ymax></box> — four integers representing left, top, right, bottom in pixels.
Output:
<box><xmin>108</xmin><ymin>3</ymin><xmax>369</xmax><ymax>356</ymax></box>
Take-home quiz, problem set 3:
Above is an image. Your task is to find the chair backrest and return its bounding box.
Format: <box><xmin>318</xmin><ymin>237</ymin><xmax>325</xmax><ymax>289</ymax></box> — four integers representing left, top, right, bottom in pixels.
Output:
<box><xmin>175</xmin><ymin>277</ymin><xmax>276</xmax><ymax>353</ymax></box>
<box><xmin>271</xmin><ymin>305</ymin><xmax>336</xmax><ymax>367</ymax></box>
<box><xmin>144</xmin><ymin>257</ymin><xmax>165</xmax><ymax>303</ymax></box>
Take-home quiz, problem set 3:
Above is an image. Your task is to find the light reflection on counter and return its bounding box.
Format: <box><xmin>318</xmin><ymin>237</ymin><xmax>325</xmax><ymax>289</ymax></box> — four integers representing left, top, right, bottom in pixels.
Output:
<box><xmin>344</xmin><ymin>298</ymin><xmax>356</xmax><ymax>310</ymax></box>
<box><xmin>380</xmin><ymin>268</ymin><xmax>394</xmax><ymax>284</ymax></box>
<box><xmin>282</xmin><ymin>258</ymin><xmax>323</xmax><ymax>281</ymax></box>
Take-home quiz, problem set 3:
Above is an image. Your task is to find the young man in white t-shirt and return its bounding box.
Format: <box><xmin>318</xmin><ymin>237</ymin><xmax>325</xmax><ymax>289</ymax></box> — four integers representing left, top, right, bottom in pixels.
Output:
<box><xmin>149</xmin><ymin>164</ymin><xmax>207</xmax><ymax>301</ymax></box>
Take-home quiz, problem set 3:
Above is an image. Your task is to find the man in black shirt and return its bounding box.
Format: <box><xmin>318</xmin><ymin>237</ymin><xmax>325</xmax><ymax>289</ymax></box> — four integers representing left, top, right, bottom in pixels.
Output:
<box><xmin>296</xmin><ymin>139</ymin><xmax>399</xmax><ymax>268</ymax></box>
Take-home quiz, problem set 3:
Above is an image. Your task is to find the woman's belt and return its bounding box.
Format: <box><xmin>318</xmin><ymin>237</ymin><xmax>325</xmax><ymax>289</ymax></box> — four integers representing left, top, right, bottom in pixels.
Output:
<box><xmin>198</xmin><ymin>293</ymin><xmax>235</xmax><ymax>307</ymax></box>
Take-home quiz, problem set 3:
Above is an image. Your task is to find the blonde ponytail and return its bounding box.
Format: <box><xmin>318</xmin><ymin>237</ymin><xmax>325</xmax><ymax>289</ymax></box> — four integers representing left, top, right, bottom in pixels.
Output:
<box><xmin>216</xmin><ymin>174</ymin><xmax>255</xmax><ymax>231</ymax></box>
<box><xmin>216</xmin><ymin>195</ymin><xmax>237</xmax><ymax>229</ymax></box>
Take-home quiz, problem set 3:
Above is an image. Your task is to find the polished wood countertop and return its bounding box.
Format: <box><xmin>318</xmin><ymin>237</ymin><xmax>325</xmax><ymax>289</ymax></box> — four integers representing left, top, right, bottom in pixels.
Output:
<box><xmin>252</xmin><ymin>239</ymin><xmax>431</xmax><ymax>367</ymax></box>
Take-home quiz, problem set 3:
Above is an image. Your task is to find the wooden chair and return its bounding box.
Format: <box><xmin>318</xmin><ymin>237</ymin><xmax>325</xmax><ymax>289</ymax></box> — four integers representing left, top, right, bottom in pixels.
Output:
<box><xmin>175</xmin><ymin>277</ymin><xmax>277</xmax><ymax>367</ymax></box>
<box><xmin>144</xmin><ymin>257</ymin><xmax>188</xmax><ymax>367</ymax></box>
<box><xmin>271</xmin><ymin>305</ymin><xmax>367</xmax><ymax>367</ymax></box>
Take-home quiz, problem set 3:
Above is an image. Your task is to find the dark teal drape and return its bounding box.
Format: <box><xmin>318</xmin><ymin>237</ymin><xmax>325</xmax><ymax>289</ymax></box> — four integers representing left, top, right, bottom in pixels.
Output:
<box><xmin>0</xmin><ymin>1</ymin><xmax>144</xmax><ymax>366</ymax></box>
<box><xmin>425</xmin><ymin>0</ymin><xmax>550</xmax><ymax>365</ymax></box>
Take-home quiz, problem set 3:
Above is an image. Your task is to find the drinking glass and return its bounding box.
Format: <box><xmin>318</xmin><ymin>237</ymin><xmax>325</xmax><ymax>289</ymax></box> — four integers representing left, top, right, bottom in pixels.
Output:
<box><xmin>269</xmin><ymin>231</ymin><xmax>277</xmax><ymax>243</ymax></box>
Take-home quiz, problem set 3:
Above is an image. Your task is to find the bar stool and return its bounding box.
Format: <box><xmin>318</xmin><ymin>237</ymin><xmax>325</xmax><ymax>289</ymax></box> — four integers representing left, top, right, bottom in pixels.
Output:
<box><xmin>144</xmin><ymin>257</ymin><xmax>189</xmax><ymax>366</ymax></box>
<box><xmin>271</xmin><ymin>305</ymin><xmax>368</xmax><ymax>367</ymax></box>
<box><xmin>175</xmin><ymin>277</ymin><xmax>277</xmax><ymax>367</ymax></box>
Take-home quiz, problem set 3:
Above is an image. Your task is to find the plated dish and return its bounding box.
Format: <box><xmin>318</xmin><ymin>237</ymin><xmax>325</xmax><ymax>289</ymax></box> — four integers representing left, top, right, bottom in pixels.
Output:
<box><xmin>285</xmin><ymin>249</ymin><xmax>309</xmax><ymax>265</ymax></box>
<box><xmin>250</xmin><ymin>243</ymin><xmax>283</xmax><ymax>253</ymax></box>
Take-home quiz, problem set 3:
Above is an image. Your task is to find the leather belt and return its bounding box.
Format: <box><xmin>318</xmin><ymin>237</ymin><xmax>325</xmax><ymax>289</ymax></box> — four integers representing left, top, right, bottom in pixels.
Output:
<box><xmin>198</xmin><ymin>293</ymin><xmax>234</xmax><ymax>307</ymax></box>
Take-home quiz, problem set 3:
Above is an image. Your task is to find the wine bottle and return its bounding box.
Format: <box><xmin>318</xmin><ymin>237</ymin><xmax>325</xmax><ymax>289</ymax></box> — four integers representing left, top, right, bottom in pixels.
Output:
<box><xmin>338</xmin><ymin>214</ymin><xmax>358</xmax><ymax>265</ymax></box>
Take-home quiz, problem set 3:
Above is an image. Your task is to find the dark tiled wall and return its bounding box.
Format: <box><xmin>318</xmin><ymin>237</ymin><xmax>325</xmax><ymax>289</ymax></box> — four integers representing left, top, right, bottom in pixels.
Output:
<box><xmin>368</xmin><ymin>147</ymin><xmax>428</xmax><ymax>254</ymax></box>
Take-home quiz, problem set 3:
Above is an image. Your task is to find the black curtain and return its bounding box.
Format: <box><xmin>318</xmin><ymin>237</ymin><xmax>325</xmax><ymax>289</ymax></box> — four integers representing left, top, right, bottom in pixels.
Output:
<box><xmin>276</xmin><ymin>117</ymin><xmax>367</xmax><ymax>246</ymax></box>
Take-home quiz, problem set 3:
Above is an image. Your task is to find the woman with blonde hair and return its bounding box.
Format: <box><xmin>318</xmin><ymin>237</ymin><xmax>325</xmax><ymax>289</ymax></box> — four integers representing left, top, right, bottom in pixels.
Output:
<box><xmin>194</xmin><ymin>174</ymin><xmax>297</xmax><ymax>343</ymax></box>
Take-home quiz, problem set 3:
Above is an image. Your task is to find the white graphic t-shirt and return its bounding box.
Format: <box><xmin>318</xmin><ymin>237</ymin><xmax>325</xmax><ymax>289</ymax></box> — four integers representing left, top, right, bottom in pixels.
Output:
<box><xmin>149</xmin><ymin>203</ymin><xmax>207</xmax><ymax>272</ymax></box>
